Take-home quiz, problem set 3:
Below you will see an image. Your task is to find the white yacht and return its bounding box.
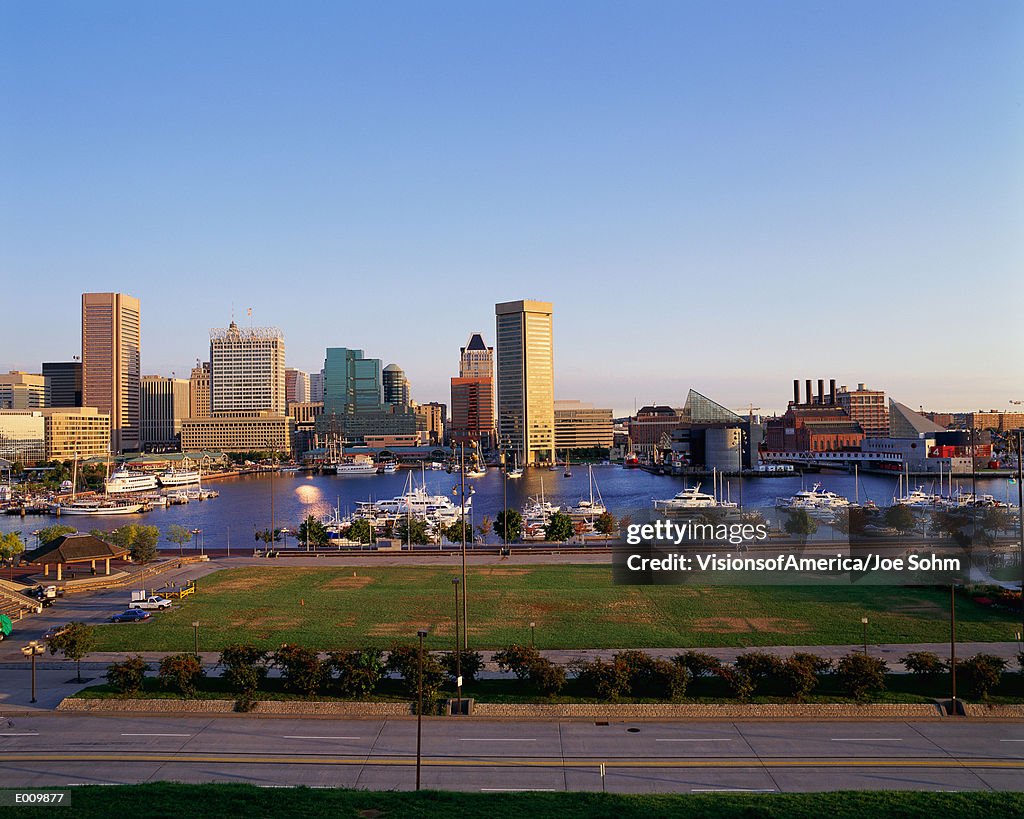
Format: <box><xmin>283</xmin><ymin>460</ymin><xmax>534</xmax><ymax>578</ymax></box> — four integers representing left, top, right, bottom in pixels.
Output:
<box><xmin>51</xmin><ymin>498</ymin><xmax>146</xmax><ymax>516</ymax></box>
<box><xmin>158</xmin><ymin>468</ymin><xmax>201</xmax><ymax>487</ymax></box>
<box><xmin>104</xmin><ymin>468</ymin><xmax>159</xmax><ymax>494</ymax></box>
<box><xmin>653</xmin><ymin>483</ymin><xmax>721</xmax><ymax>512</ymax></box>
<box><xmin>892</xmin><ymin>487</ymin><xmax>944</xmax><ymax>508</ymax></box>
<box><xmin>776</xmin><ymin>483</ymin><xmax>850</xmax><ymax>516</ymax></box>
<box><xmin>329</xmin><ymin>459</ymin><xmax>378</xmax><ymax>475</ymax></box>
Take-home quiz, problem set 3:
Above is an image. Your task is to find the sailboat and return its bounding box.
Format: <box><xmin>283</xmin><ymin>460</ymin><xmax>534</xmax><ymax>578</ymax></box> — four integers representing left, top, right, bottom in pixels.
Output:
<box><xmin>563</xmin><ymin>451</ymin><xmax>572</xmax><ymax>478</ymax></box>
<box><xmin>566</xmin><ymin>464</ymin><xmax>606</xmax><ymax>518</ymax></box>
<box><xmin>507</xmin><ymin>450</ymin><xmax>523</xmax><ymax>479</ymax></box>
<box><xmin>50</xmin><ymin>451</ymin><xmax>146</xmax><ymax>516</ymax></box>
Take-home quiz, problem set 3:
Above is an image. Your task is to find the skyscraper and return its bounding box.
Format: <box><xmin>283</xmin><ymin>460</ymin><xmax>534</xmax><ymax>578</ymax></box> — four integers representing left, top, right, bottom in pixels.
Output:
<box><xmin>42</xmin><ymin>361</ymin><xmax>82</xmax><ymax>408</ymax></box>
<box><xmin>285</xmin><ymin>368</ymin><xmax>311</xmax><ymax>407</ymax></box>
<box><xmin>0</xmin><ymin>371</ymin><xmax>46</xmax><ymax>409</ymax></box>
<box><xmin>495</xmin><ymin>300</ymin><xmax>554</xmax><ymax>465</ymax></box>
<box><xmin>323</xmin><ymin>348</ymin><xmax>382</xmax><ymax>416</ymax></box>
<box><xmin>309</xmin><ymin>370</ymin><xmax>325</xmax><ymax>403</ymax></box>
<box><xmin>189</xmin><ymin>362</ymin><xmax>210</xmax><ymax>418</ymax></box>
<box><xmin>382</xmin><ymin>364</ymin><xmax>410</xmax><ymax>408</ymax></box>
<box><xmin>82</xmin><ymin>292</ymin><xmax>140</xmax><ymax>453</ymax></box>
<box><xmin>209</xmin><ymin>321</ymin><xmax>286</xmax><ymax>414</ymax></box>
<box><xmin>450</xmin><ymin>333</ymin><xmax>495</xmax><ymax>448</ymax></box>
<box><xmin>140</xmin><ymin>375</ymin><xmax>190</xmax><ymax>450</ymax></box>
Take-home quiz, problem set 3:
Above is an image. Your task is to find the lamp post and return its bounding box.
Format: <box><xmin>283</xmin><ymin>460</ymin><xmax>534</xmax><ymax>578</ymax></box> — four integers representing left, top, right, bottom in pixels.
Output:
<box><xmin>530</xmin><ymin>621</ymin><xmax>536</xmax><ymax>649</ymax></box>
<box><xmin>416</xmin><ymin>628</ymin><xmax>428</xmax><ymax>790</ymax></box>
<box><xmin>861</xmin><ymin>617</ymin><xmax>868</xmax><ymax>656</ymax></box>
<box><xmin>502</xmin><ymin>437</ymin><xmax>509</xmax><ymax>553</ymax></box>
<box><xmin>1017</xmin><ymin>429</ymin><xmax>1023</xmax><ymax>642</ymax></box>
<box><xmin>21</xmin><ymin>640</ymin><xmax>44</xmax><ymax>703</ymax></box>
<box><xmin>192</xmin><ymin>620</ymin><xmax>200</xmax><ymax>656</ymax></box>
<box><xmin>191</xmin><ymin>528</ymin><xmax>201</xmax><ymax>554</ymax></box>
<box><xmin>451</xmin><ymin>443</ymin><xmax>472</xmax><ymax>649</ymax></box>
<box><xmin>452</xmin><ymin>577</ymin><xmax>461</xmax><ymax>716</ymax></box>
<box><xmin>950</xmin><ymin>584</ymin><xmax>958</xmax><ymax>715</ymax></box>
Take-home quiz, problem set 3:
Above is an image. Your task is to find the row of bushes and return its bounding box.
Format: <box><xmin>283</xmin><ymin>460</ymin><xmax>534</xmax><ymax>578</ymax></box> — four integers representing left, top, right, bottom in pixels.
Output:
<box><xmin>103</xmin><ymin>645</ymin><xmax>1022</xmax><ymax>706</ymax></box>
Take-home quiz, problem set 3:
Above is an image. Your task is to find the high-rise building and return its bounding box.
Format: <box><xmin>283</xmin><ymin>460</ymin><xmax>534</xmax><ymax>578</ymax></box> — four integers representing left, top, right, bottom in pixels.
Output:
<box><xmin>43</xmin><ymin>407</ymin><xmax>112</xmax><ymax>460</ymax></box>
<box><xmin>495</xmin><ymin>300</ymin><xmax>554</xmax><ymax>465</ymax></box>
<box><xmin>42</xmin><ymin>362</ymin><xmax>82</xmax><ymax>408</ymax></box>
<box><xmin>209</xmin><ymin>321</ymin><xmax>286</xmax><ymax>414</ymax></box>
<box><xmin>0</xmin><ymin>371</ymin><xmax>46</xmax><ymax>410</ymax></box>
<box><xmin>140</xmin><ymin>375</ymin><xmax>190</xmax><ymax>450</ymax></box>
<box><xmin>323</xmin><ymin>348</ymin><xmax>382</xmax><ymax>416</ymax></box>
<box><xmin>285</xmin><ymin>368</ymin><xmax>311</xmax><ymax>407</ymax></box>
<box><xmin>460</xmin><ymin>333</ymin><xmax>493</xmax><ymax>379</ymax></box>
<box><xmin>82</xmin><ymin>292</ymin><xmax>141</xmax><ymax>453</ymax></box>
<box><xmin>382</xmin><ymin>364</ymin><xmax>410</xmax><ymax>408</ymax></box>
<box><xmin>189</xmin><ymin>362</ymin><xmax>210</xmax><ymax>418</ymax></box>
<box><xmin>309</xmin><ymin>370</ymin><xmax>325</xmax><ymax>403</ymax></box>
<box><xmin>412</xmin><ymin>401</ymin><xmax>445</xmax><ymax>446</ymax></box>
<box><xmin>0</xmin><ymin>411</ymin><xmax>46</xmax><ymax>464</ymax></box>
<box><xmin>450</xmin><ymin>332</ymin><xmax>495</xmax><ymax>448</ymax></box>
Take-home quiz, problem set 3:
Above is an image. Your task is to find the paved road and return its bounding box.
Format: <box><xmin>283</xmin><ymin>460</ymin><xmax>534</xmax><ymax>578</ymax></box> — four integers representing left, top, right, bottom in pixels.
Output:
<box><xmin>0</xmin><ymin>714</ymin><xmax>1021</xmax><ymax>792</ymax></box>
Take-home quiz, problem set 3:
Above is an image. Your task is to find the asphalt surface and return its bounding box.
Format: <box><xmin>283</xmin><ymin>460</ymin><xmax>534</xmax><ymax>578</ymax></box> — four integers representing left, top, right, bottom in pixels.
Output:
<box><xmin>0</xmin><ymin>714</ymin><xmax>1021</xmax><ymax>792</ymax></box>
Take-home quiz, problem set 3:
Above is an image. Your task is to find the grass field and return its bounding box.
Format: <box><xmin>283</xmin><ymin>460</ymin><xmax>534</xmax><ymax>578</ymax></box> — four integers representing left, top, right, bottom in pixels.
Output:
<box><xmin>4</xmin><ymin>785</ymin><xmax>1024</xmax><ymax>819</ymax></box>
<box><xmin>88</xmin><ymin>565</ymin><xmax>1021</xmax><ymax>652</ymax></box>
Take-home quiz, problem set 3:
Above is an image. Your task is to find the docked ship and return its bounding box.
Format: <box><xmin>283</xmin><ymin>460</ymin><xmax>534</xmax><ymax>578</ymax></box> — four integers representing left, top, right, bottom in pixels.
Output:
<box><xmin>104</xmin><ymin>468</ymin><xmax>159</xmax><ymax>494</ymax></box>
<box><xmin>330</xmin><ymin>459</ymin><xmax>378</xmax><ymax>475</ymax></box>
<box><xmin>654</xmin><ymin>483</ymin><xmax>729</xmax><ymax>512</ymax></box>
<box><xmin>158</xmin><ymin>468</ymin><xmax>201</xmax><ymax>487</ymax></box>
<box><xmin>565</xmin><ymin>465</ymin><xmax>607</xmax><ymax>518</ymax></box>
<box><xmin>776</xmin><ymin>483</ymin><xmax>850</xmax><ymax>517</ymax></box>
<box><xmin>51</xmin><ymin>497</ymin><xmax>146</xmax><ymax>516</ymax></box>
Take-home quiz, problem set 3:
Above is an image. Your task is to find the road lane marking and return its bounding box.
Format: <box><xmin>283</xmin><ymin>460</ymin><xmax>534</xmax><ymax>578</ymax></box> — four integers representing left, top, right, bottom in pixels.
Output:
<box><xmin>692</xmin><ymin>788</ymin><xmax>775</xmax><ymax>793</ymax></box>
<box><xmin>282</xmin><ymin>736</ymin><xmax>361</xmax><ymax>740</ymax></box>
<box><xmin>120</xmin><ymin>733</ymin><xmax>192</xmax><ymax>737</ymax></box>
<box><xmin>0</xmin><ymin>733</ymin><xmax>40</xmax><ymax>737</ymax></box>
<box><xmin>656</xmin><ymin>738</ymin><xmax>733</xmax><ymax>742</ymax></box>
<box><xmin>481</xmin><ymin>788</ymin><xmax>557</xmax><ymax>792</ymax></box>
<box><xmin>831</xmin><ymin>738</ymin><xmax>902</xmax><ymax>741</ymax></box>
<box><xmin>459</xmin><ymin>738</ymin><xmax>537</xmax><ymax>742</ymax></box>
<box><xmin>999</xmin><ymin>739</ymin><xmax>1024</xmax><ymax>742</ymax></box>
<box><xmin>5</xmin><ymin>754</ymin><xmax>1023</xmax><ymax>769</ymax></box>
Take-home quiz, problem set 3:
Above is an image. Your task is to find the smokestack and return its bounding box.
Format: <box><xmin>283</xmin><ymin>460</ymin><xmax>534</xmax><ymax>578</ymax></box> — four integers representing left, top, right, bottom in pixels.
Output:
<box><xmin>793</xmin><ymin>380</ymin><xmax>800</xmax><ymax>406</ymax></box>
<box><xmin>817</xmin><ymin>379</ymin><xmax>824</xmax><ymax>406</ymax></box>
<box><xmin>829</xmin><ymin>379</ymin><xmax>836</xmax><ymax>405</ymax></box>
<box><xmin>805</xmin><ymin>379</ymin><xmax>812</xmax><ymax>406</ymax></box>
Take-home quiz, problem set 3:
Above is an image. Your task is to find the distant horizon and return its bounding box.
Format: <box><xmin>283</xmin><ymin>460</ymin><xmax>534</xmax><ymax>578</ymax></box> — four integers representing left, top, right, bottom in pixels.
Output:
<box><xmin>3</xmin><ymin>4</ymin><xmax>1021</xmax><ymax>417</ymax></box>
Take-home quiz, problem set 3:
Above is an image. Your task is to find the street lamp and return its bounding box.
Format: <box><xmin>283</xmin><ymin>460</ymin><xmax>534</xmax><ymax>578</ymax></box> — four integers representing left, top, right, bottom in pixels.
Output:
<box><xmin>416</xmin><ymin>628</ymin><xmax>428</xmax><ymax>791</ymax></box>
<box><xmin>861</xmin><ymin>617</ymin><xmax>868</xmax><ymax>656</ymax></box>
<box><xmin>21</xmin><ymin>640</ymin><xmax>44</xmax><ymax>703</ymax></box>
<box><xmin>451</xmin><ymin>443</ymin><xmax>473</xmax><ymax>649</ymax></box>
<box><xmin>191</xmin><ymin>528</ymin><xmax>201</xmax><ymax>553</ymax></box>
<box><xmin>950</xmin><ymin>585</ymin><xmax>958</xmax><ymax>715</ymax></box>
<box><xmin>530</xmin><ymin>621</ymin><xmax>536</xmax><ymax>649</ymax></box>
<box><xmin>452</xmin><ymin>577</ymin><xmax>462</xmax><ymax>716</ymax></box>
<box><xmin>192</xmin><ymin>620</ymin><xmax>200</xmax><ymax>656</ymax></box>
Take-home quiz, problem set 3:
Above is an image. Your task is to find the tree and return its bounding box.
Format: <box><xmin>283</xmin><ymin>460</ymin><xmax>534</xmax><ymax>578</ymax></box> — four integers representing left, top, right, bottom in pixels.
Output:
<box><xmin>884</xmin><ymin>504</ymin><xmax>916</xmax><ymax>535</ymax></box>
<box><xmin>395</xmin><ymin>516</ymin><xmax>431</xmax><ymax>546</ymax></box>
<box><xmin>48</xmin><ymin>621</ymin><xmax>97</xmax><ymax>682</ymax></box>
<box><xmin>594</xmin><ymin>511</ymin><xmax>617</xmax><ymax>536</ymax></box>
<box><xmin>783</xmin><ymin>509</ymin><xmax>818</xmax><ymax>542</ymax></box>
<box><xmin>442</xmin><ymin>649</ymin><xmax>485</xmax><ymax>684</ymax></box>
<box><xmin>958</xmin><ymin>654</ymin><xmax>1007</xmax><ymax>700</ymax></box>
<box><xmin>218</xmin><ymin>644</ymin><xmax>268</xmax><ymax>709</ymax></box>
<box><xmin>272</xmin><ymin>643</ymin><xmax>324</xmax><ymax>697</ymax></box>
<box><xmin>476</xmin><ymin>515</ymin><xmax>492</xmax><ymax>543</ymax></box>
<box><xmin>495</xmin><ymin>509</ymin><xmax>523</xmax><ymax>543</ymax></box>
<box><xmin>297</xmin><ymin>515</ymin><xmax>329</xmax><ymax>547</ymax></box>
<box><xmin>387</xmin><ymin>642</ymin><xmax>447</xmax><ymax>711</ymax></box>
<box><xmin>443</xmin><ymin>517</ymin><xmax>475</xmax><ymax>545</ymax></box>
<box><xmin>901</xmin><ymin>651</ymin><xmax>947</xmax><ymax>679</ymax></box>
<box><xmin>544</xmin><ymin>512</ymin><xmax>574</xmax><ymax>542</ymax></box>
<box><xmin>166</xmin><ymin>524</ymin><xmax>193</xmax><ymax>556</ymax></box>
<box><xmin>779</xmin><ymin>653</ymin><xmax>831</xmax><ymax>701</ymax></box>
<box><xmin>255</xmin><ymin>528</ymin><xmax>281</xmax><ymax>546</ymax></box>
<box><xmin>108</xmin><ymin>525</ymin><xmax>159</xmax><ymax>564</ymax></box>
<box><xmin>346</xmin><ymin>519</ymin><xmax>373</xmax><ymax>544</ymax></box>
<box><xmin>36</xmin><ymin>525</ymin><xmax>76</xmax><ymax>546</ymax></box>
<box><xmin>0</xmin><ymin>532</ymin><xmax>25</xmax><ymax>578</ymax></box>
<box><xmin>325</xmin><ymin>649</ymin><xmax>385</xmax><ymax>698</ymax></box>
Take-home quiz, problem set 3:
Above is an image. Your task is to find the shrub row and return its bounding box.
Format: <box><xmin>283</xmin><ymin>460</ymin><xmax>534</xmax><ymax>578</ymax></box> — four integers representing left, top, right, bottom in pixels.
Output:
<box><xmin>102</xmin><ymin>645</ymin><xmax>1018</xmax><ymax>705</ymax></box>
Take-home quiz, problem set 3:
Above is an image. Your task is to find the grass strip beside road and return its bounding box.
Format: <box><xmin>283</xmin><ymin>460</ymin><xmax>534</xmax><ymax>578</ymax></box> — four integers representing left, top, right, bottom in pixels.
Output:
<box><xmin>89</xmin><ymin>565</ymin><xmax>1020</xmax><ymax>652</ymax></box>
<box><xmin>3</xmin><ymin>785</ymin><xmax>1023</xmax><ymax>818</ymax></box>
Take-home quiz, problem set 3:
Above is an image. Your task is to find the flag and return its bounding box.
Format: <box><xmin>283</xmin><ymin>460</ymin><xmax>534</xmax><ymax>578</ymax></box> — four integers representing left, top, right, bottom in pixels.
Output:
<box><xmin>247</xmin><ymin>307</ymin><xmax>252</xmax><ymax>316</ymax></box>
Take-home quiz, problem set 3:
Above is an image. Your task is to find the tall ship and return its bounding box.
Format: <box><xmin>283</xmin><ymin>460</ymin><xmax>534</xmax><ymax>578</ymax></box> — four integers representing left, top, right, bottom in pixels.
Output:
<box><xmin>158</xmin><ymin>467</ymin><xmax>202</xmax><ymax>487</ymax></box>
<box><xmin>323</xmin><ymin>436</ymin><xmax>377</xmax><ymax>475</ymax></box>
<box><xmin>52</xmin><ymin>498</ymin><xmax>146</xmax><ymax>516</ymax></box>
<box><xmin>104</xmin><ymin>467</ymin><xmax>159</xmax><ymax>494</ymax></box>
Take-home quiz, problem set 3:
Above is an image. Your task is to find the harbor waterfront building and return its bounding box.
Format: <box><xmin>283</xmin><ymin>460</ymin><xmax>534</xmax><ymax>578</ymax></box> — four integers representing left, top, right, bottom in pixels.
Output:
<box><xmin>837</xmin><ymin>383</ymin><xmax>889</xmax><ymax>437</ymax></box>
<box><xmin>553</xmin><ymin>400</ymin><xmax>613</xmax><ymax>451</ymax></box>
<box><xmin>42</xmin><ymin>361</ymin><xmax>82</xmax><ymax>408</ymax></box>
<box><xmin>412</xmin><ymin>401</ymin><xmax>445</xmax><ymax>446</ymax></box>
<box><xmin>495</xmin><ymin>300</ymin><xmax>554</xmax><ymax>465</ymax></box>
<box><xmin>0</xmin><ymin>371</ymin><xmax>46</xmax><ymax>410</ymax></box>
<box><xmin>0</xmin><ymin>410</ymin><xmax>46</xmax><ymax>464</ymax></box>
<box><xmin>140</xmin><ymin>375</ymin><xmax>190</xmax><ymax>451</ymax></box>
<box><xmin>209</xmin><ymin>322</ymin><xmax>286</xmax><ymax>414</ymax></box>
<box><xmin>450</xmin><ymin>334</ymin><xmax>495</xmax><ymax>449</ymax></box>
<box><xmin>189</xmin><ymin>362</ymin><xmax>211</xmax><ymax>418</ymax></box>
<box><xmin>324</xmin><ymin>348</ymin><xmax>383</xmax><ymax>416</ymax></box>
<box><xmin>180</xmin><ymin>411</ymin><xmax>293</xmax><ymax>456</ymax></box>
<box><xmin>82</xmin><ymin>292</ymin><xmax>141</xmax><ymax>453</ymax></box>
<box><xmin>43</xmin><ymin>407</ymin><xmax>112</xmax><ymax>460</ymax></box>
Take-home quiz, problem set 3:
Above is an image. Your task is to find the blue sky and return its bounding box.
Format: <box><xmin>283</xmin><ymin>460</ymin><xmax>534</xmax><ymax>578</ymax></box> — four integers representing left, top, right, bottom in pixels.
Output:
<box><xmin>2</xmin><ymin>1</ymin><xmax>1021</xmax><ymax>415</ymax></box>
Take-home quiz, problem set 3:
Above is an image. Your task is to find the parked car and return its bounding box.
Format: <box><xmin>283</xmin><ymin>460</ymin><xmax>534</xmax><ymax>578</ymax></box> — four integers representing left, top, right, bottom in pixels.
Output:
<box><xmin>128</xmin><ymin>592</ymin><xmax>172</xmax><ymax>610</ymax></box>
<box><xmin>42</xmin><ymin>625</ymin><xmax>69</xmax><ymax>640</ymax></box>
<box><xmin>111</xmin><ymin>609</ymin><xmax>151</xmax><ymax>623</ymax></box>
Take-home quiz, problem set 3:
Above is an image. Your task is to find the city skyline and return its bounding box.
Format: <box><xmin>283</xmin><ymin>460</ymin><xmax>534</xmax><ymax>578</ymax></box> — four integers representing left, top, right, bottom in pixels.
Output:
<box><xmin>3</xmin><ymin>3</ymin><xmax>1022</xmax><ymax>415</ymax></box>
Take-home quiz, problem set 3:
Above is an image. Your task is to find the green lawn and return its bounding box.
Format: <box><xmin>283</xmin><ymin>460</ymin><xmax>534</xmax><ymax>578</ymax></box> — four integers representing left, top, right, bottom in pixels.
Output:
<box><xmin>4</xmin><ymin>785</ymin><xmax>1023</xmax><ymax>819</ymax></box>
<box><xmin>89</xmin><ymin>565</ymin><xmax>1020</xmax><ymax>652</ymax></box>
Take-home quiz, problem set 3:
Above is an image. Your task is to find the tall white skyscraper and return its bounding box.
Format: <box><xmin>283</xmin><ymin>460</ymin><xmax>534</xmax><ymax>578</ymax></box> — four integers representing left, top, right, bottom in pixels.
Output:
<box><xmin>209</xmin><ymin>321</ymin><xmax>286</xmax><ymax>414</ymax></box>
